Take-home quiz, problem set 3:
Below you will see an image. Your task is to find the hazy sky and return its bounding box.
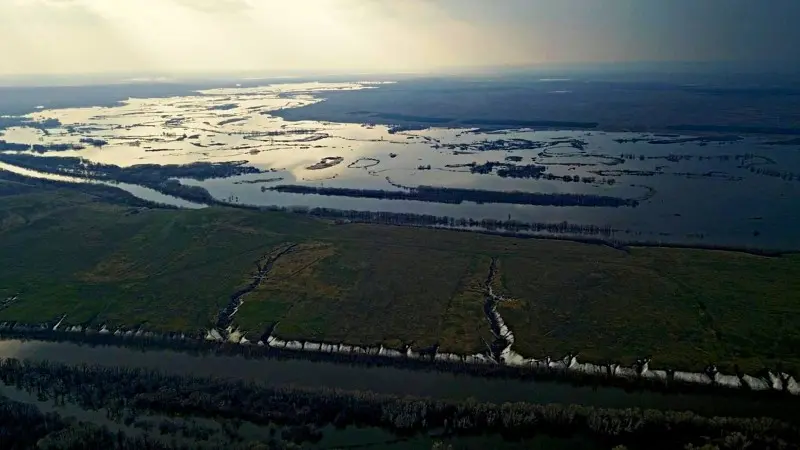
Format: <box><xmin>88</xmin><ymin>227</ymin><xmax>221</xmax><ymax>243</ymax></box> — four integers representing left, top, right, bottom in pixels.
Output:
<box><xmin>1</xmin><ymin>0</ymin><xmax>798</xmax><ymax>76</ymax></box>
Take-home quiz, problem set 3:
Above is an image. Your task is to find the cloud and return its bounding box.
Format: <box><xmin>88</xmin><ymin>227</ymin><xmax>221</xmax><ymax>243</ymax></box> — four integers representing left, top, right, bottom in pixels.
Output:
<box><xmin>1</xmin><ymin>0</ymin><xmax>798</xmax><ymax>77</ymax></box>
<box><xmin>0</xmin><ymin>0</ymin><xmax>553</xmax><ymax>76</ymax></box>
<box><xmin>169</xmin><ymin>0</ymin><xmax>252</xmax><ymax>13</ymax></box>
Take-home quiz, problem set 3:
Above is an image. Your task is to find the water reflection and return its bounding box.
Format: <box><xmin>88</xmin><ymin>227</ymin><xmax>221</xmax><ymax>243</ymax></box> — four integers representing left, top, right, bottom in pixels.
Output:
<box><xmin>0</xmin><ymin>161</ymin><xmax>206</xmax><ymax>209</ymax></box>
<box><xmin>0</xmin><ymin>376</ymin><xmax>597</xmax><ymax>449</ymax></box>
<box><xmin>2</xmin><ymin>81</ymin><xmax>800</xmax><ymax>249</ymax></box>
<box><xmin>0</xmin><ymin>339</ymin><xmax>796</xmax><ymax>422</ymax></box>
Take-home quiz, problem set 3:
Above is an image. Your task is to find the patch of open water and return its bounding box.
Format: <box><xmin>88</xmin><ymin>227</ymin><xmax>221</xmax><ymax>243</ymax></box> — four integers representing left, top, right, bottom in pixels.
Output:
<box><xmin>1</xmin><ymin>81</ymin><xmax>799</xmax><ymax>249</ymax></box>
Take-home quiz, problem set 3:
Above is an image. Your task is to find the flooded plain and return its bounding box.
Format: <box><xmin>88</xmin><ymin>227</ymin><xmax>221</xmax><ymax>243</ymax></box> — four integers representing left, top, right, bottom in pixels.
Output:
<box><xmin>1</xmin><ymin>81</ymin><xmax>799</xmax><ymax>249</ymax></box>
<box><xmin>0</xmin><ymin>376</ymin><xmax>599</xmax><ymax>449</ymax></box>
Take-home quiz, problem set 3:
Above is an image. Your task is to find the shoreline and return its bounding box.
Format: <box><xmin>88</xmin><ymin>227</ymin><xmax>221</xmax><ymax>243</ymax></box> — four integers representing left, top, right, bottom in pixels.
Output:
<box><xmin>4</xmin><ymin>165</ymin><xmax>795</xmax><ymax>255</ymax></box>
<box><xmin>1</xmin><ymin>324</ymin><xmax>799</xmax><ymax>401</ymax></box>
<box><xmin>2</xmin><ymin>171</ymin><xmax>799</xmax><ymax>396</ymax></box>
<box><xmin>271</xmin><ymin>102</ymin><xmax>800</xmax><ymax>138</ymax></box>
<box><xmin>3</xmin><ymin>357</ymin><xmax>798</xmax><ymax>450</ymax></box>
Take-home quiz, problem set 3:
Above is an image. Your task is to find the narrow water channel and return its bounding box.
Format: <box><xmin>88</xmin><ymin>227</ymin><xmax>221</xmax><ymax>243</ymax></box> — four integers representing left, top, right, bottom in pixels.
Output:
<box><xmin>0</xmin><ymin>162</ymin><xmax>206</xmax><ymax>209</ymax></box>
<box><xmin>0</xmin><ymin>338</ymin><xmax>796</xmax><ymax>422</ymax></box>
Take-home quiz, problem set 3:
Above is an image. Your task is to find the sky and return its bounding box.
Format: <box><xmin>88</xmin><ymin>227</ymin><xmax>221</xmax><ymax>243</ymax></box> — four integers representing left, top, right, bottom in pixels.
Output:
<box><xmin>1</xmin><ymin>0</ymin><xmax>798</xmax><ymax>77</ymax></box>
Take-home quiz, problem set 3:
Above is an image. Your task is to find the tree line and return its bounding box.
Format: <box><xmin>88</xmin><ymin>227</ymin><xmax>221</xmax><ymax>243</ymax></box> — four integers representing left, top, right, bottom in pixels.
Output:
<box><xmin>0</xmin><ymin>140</ymin><xmax>86</xmax><ymax>153</ymax></box>
<box><xmin>469</xmin><ymin>161</ymin><xmax>547</xmax><ymax>178</ymax></box>
<box><xmin>267</xmin><ymin>184</ymin><xmax>638</xmax><ymax>207</ymax></box>
<box><xmin>0</xmin><ymin>358</ymin><xmax>795</xmax><ymax>450</ymax></box>
<box><xmin>467</xmin><ymin>160</ymin><xmax>618</xmax><ymax>184</ymax></box>
<box><xmin>291</xmin><ymin>207</ymin><xmax>619</xmax><ymax>236</ymax></box>
<box><xmin>1</xmin><ymin>394</ymin><xmax>195</xmax><ymax>450</ymax></box>
<box><xmin>0</xmin><ymin>154</ymin><xmax>262</xmax><ymax>184</ymax></box>
<box><xmin>0</xmin><ymin>153</ymin><xmax>262</xmax><ymax>204</ymax></box>
<box><xmin>435</xmin><ymin>137</ymin><xmax>589</xmax><ymax>153</ymax></box>
<box><xmin>0</xmin><ymin>169</ymin><xmax>160</xmax><ymax>208</ymax></box>
<box><xmin>0</xmin><ymin>393</ymin><xmax>307</xmax><ymax>449</ymax></box>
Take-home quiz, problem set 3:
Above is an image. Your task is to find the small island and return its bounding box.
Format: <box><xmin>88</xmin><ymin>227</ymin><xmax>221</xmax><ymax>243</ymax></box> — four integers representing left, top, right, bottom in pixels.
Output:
<box><xmin>306</xmin><ymin>157</ymin><xmax>344</xmax><ymax>170</ymax></box>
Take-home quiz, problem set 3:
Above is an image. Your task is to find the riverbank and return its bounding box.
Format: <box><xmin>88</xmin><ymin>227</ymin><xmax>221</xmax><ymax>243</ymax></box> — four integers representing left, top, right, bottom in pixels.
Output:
<box><xmin>2</xmin><ymin>178</ymin><xmax>800</xmax><ymax>378</ymax></box>
<box><xmin>4</xmin><ymin>160</ymin><xmax>795</xmax><ymax>255</ymax></box>
<box><xmin>2</xmin><ymin>324</ymin><xmax>800</xmax><ymax>406</ymax></box>
<box><xmin>0</xmin><ymin>339</ymin><xmax>798</xmax><ymax>421</ymax></box>
<box><xmin>0</xmin><ymin>354</ymin><xmax>798</xmax><ymax>449</ymax></box>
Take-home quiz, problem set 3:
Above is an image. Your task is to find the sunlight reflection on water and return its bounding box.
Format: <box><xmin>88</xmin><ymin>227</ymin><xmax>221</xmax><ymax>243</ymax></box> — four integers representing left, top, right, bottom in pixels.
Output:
<box><xmin>2</xmin><ymin>81</ymin><xmax>800</xmax><ymax>249</ymax></box>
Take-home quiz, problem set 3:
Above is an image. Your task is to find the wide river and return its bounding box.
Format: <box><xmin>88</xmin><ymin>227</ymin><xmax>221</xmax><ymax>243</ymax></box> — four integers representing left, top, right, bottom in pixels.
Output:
<box><xmin>0</xmin><ymin>338</ymin><xmax>796</xmax><ymax>422</ymax></box>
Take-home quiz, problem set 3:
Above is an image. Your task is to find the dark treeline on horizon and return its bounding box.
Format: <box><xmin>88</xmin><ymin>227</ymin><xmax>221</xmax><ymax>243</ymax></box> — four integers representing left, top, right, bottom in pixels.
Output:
<box><xmin>267</xmin><ymin>184</ymin><xmax>638</xmax><ymax>207</ymax></box>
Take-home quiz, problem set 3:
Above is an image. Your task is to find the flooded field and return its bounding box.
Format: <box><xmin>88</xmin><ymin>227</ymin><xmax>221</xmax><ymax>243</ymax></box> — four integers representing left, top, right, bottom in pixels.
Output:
<box><xmin>1</xmin><ymin>376</ymin><xmax>594</xmax><ymax>450</ymax></box>
<box><xmin>2</xmin><ymin>81</ymin><xmax>799</xmax><ymax>249</ymax></box>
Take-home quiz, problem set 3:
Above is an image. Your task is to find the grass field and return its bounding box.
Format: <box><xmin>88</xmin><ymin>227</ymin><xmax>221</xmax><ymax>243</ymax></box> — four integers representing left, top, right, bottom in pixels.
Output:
<box><xmin>235</xmin><ymin>232</ymin><xmax>496</xmax><ymax>353</ymax></box>
<box><xmin>495</xmin><ymin>244</ymin><xmax>800</xmax><ymax>372</ymax></box>
<box><xmin>1</xmin><ymin>173</ymin><xmax>800</xmax><ymax>373</ymax></box>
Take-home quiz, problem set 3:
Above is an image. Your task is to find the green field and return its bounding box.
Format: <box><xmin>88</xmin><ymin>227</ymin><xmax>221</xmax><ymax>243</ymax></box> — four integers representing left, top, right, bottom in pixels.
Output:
<box><xmin>1</xmin><ymin>174</ymin><xmax>800</xmax><ymax>373</ymax></box>
<box><xmin>495</xmin><ymin>244</ymin><xmax>800</xmax><ymax>372</ymax></box>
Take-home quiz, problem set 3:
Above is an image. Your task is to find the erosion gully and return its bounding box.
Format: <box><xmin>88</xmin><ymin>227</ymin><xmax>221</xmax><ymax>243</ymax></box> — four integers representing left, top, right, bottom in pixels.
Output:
<box><xmin>483</xmin><ymin>257</ymin><xmax>520</xmax><ymax>364</ymax></box>
<box><xmin>213</xmin><ymin>242</ymin><xmax>298</xmax><ymax>335</ymax></box>
<box><xmin>2</xmin><ymin>250</ymin><xmax>799</xmax><ymax>418</ymax></box>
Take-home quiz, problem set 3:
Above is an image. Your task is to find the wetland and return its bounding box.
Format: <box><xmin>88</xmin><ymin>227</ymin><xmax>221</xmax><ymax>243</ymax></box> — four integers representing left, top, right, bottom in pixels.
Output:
<box><xmin>0</xmin><ymin>80</ymin><xmax>798</xmax><ymax>250</ymax></box>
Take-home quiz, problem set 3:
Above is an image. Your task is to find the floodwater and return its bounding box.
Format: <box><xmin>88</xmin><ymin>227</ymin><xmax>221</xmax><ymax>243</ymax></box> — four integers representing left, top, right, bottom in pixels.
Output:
<box><xmin>0</xmin><ymin>379</ymin><xmax>598</xmax><ymax>450</ymax></box>
<box><xmin>0</xmin><ymin>378</ymin><xmax>599</xmax><ymax>449</ymax></box>
<box><xmin>0</xmin><ymin>161</ymin><xmax>206</xmax><ymax>209</ymax></box>
<box><xmin>1</xmin><ymin>81</ymin><xmax>799</xmax><ymax>249</ymax></box>
<box><xmin>0</xmin><ymin>339</ymin><xmax>797</xmax><ymax>422</ymax></box>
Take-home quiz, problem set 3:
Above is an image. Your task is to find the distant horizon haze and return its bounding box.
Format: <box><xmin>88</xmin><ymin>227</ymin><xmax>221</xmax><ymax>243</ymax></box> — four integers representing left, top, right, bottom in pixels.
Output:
<box><xmin>1</xmin><ymin>0</ymin><xmax>799</xmax><ymax>80</ymax></box>
<box><xmin>2</xmin><ymin>60</ymin><xmax>799</xmax><ymax>88</ymax></box>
